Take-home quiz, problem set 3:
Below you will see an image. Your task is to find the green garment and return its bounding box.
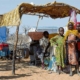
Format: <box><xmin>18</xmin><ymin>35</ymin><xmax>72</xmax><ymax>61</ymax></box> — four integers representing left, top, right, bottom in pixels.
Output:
<box><xmin>50</xmin><ymin>35</ymin><xmax>65</xmax><ymax>68</ymax></box>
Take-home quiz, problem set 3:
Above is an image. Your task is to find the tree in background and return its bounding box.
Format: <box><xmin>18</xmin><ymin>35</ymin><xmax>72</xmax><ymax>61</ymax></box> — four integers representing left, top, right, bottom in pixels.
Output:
<box><xmin>23</xmin><ymin>25</ymin><xmax>30</xmax><ymax>35</ymax></box>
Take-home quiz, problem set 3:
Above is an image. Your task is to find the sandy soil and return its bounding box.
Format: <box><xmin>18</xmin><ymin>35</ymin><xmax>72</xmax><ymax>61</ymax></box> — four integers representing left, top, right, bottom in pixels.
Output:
<box><xmin>0</xmin><ymin>58</ymin><xmax>80</xmax><ymax>80</ymax></box>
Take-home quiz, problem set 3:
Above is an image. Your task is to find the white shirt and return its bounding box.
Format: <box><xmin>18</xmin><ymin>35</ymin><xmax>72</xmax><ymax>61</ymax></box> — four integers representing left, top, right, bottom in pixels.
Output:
<box><xmin>39</xmin><ymin>37</ymin><xmax>49</xmax><ymax>52</ymax></box>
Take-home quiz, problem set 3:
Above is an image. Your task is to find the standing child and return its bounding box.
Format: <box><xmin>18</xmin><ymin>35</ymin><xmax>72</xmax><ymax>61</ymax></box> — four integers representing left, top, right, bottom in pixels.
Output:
<box><xmin>50</xmin><ymin>27</ymin><xmax>65</xmax><ymax>74</ymax></box>
<box><xmin>37</xmin><ymin>31</ymin><xmax>50</xmax><ymax>68</ymax></box>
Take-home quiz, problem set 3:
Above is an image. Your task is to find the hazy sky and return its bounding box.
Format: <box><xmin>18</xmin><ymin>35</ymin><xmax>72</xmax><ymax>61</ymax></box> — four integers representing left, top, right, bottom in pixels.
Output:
<box><xmin>0</xmin><ymin>0</ymin><xmax>80</xmax><ymax>34</ymax></box>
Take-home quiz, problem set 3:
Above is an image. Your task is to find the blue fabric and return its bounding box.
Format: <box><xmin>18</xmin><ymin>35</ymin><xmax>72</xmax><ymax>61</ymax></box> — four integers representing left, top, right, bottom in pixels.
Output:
<box><xmin>0</xmin><ymin>51</ymin><xmax>7</xmax><ymax>57</ymax></box>
<box><xmin>0</xmin><ymin>49</ymin><xmax>10</xmax><ymax>57</ymax></box>
<box><xmin>44</xmin><ymin>58</ymin><xmax>50</xmax><ymax>65</ymax></box>
<box><xmin>47</xmin><ymin>56</ymin><xmax>56</xmax><ymax>70</ymax></box>
<box><xmin>0</xmin><ymin>27</ymin><xmax>7</xmax><ymax>42</ymax></box>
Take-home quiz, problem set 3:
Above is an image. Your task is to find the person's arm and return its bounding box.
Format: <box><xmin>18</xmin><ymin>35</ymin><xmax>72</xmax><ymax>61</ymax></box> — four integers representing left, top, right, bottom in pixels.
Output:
<box><xmin>45</xmin><ymin>42</ymin><xmax>50</xmax><ymax>53</ymax></box>
<box><xmin>39</xmin><ymin>38</ymin><xmax>44</xmax><ymax>47</ymax></box>
<box><xmin>50</xmin><ymin>35</ymin><xmax>58</xmax><ymax>46</ymax></box>
<box><xmin>64</xmin><ymin>31</ymin><xmax>69</xmax><ymax>41</ymax></box>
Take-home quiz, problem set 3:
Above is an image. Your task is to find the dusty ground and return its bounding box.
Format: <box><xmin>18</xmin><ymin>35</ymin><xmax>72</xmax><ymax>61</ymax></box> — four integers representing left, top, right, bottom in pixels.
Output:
<box><xmin>0</xmin><ymin>58</ymin><xmax>80</xmax><ymax>80</ymax></box>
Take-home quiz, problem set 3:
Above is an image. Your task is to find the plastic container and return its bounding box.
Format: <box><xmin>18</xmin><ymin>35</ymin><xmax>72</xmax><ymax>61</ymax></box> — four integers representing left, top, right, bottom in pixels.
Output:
<box><xmin>28</xmin><ymin>32</ymin><xmax>43</xmax><ymax>40</ymax></box>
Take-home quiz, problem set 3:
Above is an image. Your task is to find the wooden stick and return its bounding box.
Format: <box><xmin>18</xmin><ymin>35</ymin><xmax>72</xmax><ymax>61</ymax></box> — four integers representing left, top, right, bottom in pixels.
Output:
<box><xmin>35</xmin><ymin>16</ymin><xmax>41</xmax><ymax>31</ymax></box>
<box><xmin>26</xmin><ymin>13</ymin><xmax>49</xmax><ymax>17</ymax></box>
<box><xmin>12</xmin><ymin>26</ymin><xmax>19</xmax><ymax>75</ymax></box>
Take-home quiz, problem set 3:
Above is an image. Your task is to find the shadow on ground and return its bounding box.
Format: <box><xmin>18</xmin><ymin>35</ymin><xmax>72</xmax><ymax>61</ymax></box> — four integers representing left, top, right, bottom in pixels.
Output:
<box><xmin>0</xmin><ymin>73</ymin><xmax>32</xmax><ymax>79</ymax></box>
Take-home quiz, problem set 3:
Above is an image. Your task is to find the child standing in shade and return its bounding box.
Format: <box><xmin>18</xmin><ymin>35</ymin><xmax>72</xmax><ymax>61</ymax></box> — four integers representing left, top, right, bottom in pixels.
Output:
<box><xmin>37</xmin><ymin>31</ymin><xmax>50</xmax><ymax>68</ymax></box>
<box><xmin>50</xmin><ymin>27</ymin><xmax>65</xmax><ymax>74</ymax></box>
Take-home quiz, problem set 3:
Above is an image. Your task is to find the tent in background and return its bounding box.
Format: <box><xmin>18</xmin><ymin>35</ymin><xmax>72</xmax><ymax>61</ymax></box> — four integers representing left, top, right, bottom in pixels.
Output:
<box><xmin>0</xmin><ymin>27</ymin><xmax>7</xmax><ymax>42</ymax></box>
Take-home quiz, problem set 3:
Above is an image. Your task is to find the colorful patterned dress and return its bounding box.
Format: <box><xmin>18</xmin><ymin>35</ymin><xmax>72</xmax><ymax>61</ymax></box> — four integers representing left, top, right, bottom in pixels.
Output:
<box><xmin>50</xmin><ymin>35</ymin><xmax>65</xmax><ymax>68</ymax></box>
<box><xmin>66</xmin><ymin>33</ymin><xmax>78</xmax><ymax>65</ymax></box>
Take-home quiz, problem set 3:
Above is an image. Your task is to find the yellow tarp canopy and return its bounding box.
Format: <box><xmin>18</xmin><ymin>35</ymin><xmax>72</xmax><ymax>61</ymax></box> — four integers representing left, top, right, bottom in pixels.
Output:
<box><xmin>0</xmin><ymin>1</ymin><xmax>80</xmax><ymax>27</ymax></box>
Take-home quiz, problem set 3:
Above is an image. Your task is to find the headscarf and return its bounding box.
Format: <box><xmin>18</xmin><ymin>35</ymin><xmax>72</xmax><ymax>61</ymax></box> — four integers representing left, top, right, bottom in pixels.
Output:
<box><xmin>67</xmin><ymin>22</ymin><xmax>74</xmax><ymax>28</ymax></box>
<box><xmin>64</xmin><ymin>22</ymin><xmax>78</xmax><ymax>40</ymax></box>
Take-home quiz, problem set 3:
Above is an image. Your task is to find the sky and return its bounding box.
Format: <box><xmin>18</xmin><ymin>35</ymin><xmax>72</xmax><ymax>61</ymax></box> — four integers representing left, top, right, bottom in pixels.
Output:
<box><xmin>0</xmin><ymin>0</ymin><xmax>80</xmax><ymax>34</ymax></box>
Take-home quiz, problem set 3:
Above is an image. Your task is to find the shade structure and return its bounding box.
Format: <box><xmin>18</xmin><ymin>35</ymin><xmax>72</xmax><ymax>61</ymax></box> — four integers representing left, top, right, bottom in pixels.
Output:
<box><xmin>0</xmin><ymin>1</ymin><xmax>80</xmax><ymax>27</ymax></box>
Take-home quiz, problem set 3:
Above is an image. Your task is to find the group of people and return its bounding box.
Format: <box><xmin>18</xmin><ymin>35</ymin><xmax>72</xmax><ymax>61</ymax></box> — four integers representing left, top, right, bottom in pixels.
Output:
<box><xmin>36</xmin><ymin>21</ymin><xmax>80</xmax><ymax>76</ymax></box>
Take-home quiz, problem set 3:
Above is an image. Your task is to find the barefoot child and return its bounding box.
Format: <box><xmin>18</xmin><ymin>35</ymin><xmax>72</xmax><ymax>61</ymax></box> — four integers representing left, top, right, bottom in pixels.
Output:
<box><xmin>50</xmin><ymin>27</ymin><xmax>65</xmax><ymax>74</ymax></box>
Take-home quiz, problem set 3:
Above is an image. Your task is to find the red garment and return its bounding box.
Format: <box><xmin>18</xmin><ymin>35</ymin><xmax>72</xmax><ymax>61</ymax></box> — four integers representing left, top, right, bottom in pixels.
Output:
<box><xmin>0</xmin><ymin>43</ymin><xmax>9</xmax><ymax>50</ymax></box>
<box><xmin>77</xmin><ymin>42</ymin><xmax>80</xmax><ymax>51</ymax></box>
<box><xmin>77</xmin><ymin>22</ymin><xmax>80</xmax><ymax>50</ymax></box>
<box><xmin>77</xmin><ymin>22</ymin><xmax>80</xmax><ymax>25</ymax></box>
<box><xmin>74</xmin><ymin>22</ymin><xmax>80</xmax><ymax>29</ymax></box>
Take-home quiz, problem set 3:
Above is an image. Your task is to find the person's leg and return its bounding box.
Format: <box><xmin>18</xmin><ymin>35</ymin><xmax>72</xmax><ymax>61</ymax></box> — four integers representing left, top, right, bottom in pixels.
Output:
<box><xmin>41</xmin><ymin>54</ymin><xmax>44</xmax><ymax>69</ymax></box>
<box><xmin>29</xmin><ymin>55</ymin><xmax>33</xmax><ymax>64</ymax></box>
<box><xmin>65</xmin><ymin>43</ymin><xmax>69</xmax><ymax>65</ymax></box>
<box><xmin>29</xmin><ymin>46</ymin><xmax>35</xmax><ymax>65</ymax></box>
<box><xmin>61</xmin><ymin>66</ymin><xmax>63</xmax><ymax>71</ymax></box>
<box><xmin>57</xmin><ymin>65</ymin><xmax>60</xmax><ymax>74</ymax></box>
<box><xmin>58</xmin><ymin>66</ymin><xmax>63</xmax><ymax>74</ymax></box>
<box><xmin>75</xmin><ymin>65</ymin><xmax>80</xmax><ymax>75</ymax></box>
<box><xmin>59</xmin><ymin>66</ymin><xmax>61</xmax><ymax>74</ymax></box>
<box><xmin>75</xmin><ymin>65</ymin><xmax>77</xmax><ymax>72</ymax></box>
<box><xmin>69</xmin><ymin>65</ymin><xmax>73</xmax><ymax>76</ymax></box>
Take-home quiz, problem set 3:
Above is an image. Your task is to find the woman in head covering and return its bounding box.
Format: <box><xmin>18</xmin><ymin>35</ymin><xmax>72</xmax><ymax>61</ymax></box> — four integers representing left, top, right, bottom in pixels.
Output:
<box><xmin>64</xmin><ymin>22</ymin><xmax>79</xmax><ymax>76</ymax></box>
<box><xmin>64</xmin><ymin>22</ymin><xmax>78</xmax><ymax>40</ymax></box>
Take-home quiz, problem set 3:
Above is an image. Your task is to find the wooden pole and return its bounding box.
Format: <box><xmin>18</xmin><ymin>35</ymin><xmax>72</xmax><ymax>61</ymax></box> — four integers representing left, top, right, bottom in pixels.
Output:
<box><xmin>12</xmin><ymin>25</ymin><xmax>19</xmax><ymax>75</ymax></box>
<box><xmin>35</xmin><ymin>16</ymin><xmax>41</xmax><ymax>31</ymax></box>
<box><xmin>68</xmin><ymin>16</ymin><xmax>71</xmax><ymax>22</ymax></box>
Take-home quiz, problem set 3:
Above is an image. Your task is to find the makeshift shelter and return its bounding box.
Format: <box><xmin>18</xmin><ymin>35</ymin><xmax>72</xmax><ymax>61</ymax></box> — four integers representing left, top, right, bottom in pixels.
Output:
<box><xmin>0</xmin><ymin>1</ymin><xmax>80</xmax><ymax>75</ymax></box>
<box><xmin>0</xmin><ymin>1</ymin><xmax>80</xmax><ymax>26</ymax></box>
